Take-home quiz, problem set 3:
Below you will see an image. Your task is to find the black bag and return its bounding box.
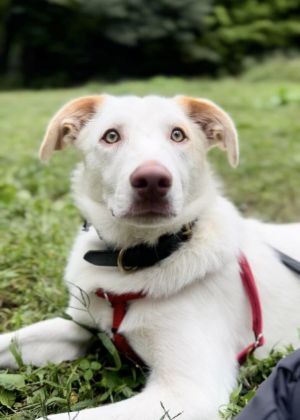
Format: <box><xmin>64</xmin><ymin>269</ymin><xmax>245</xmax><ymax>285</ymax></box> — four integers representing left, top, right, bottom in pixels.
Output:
<box><xmin>236</xmin><ymin>349</ymin><xmax>300</xmax><ymax>420</ymax></box>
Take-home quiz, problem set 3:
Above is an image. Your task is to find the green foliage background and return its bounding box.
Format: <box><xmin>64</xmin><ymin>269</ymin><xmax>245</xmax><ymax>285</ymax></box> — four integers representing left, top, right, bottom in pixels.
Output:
<box><xmin>0</xmin><ymin>0</ymin><xmax>299</xmax><ymax>87</ymax></box>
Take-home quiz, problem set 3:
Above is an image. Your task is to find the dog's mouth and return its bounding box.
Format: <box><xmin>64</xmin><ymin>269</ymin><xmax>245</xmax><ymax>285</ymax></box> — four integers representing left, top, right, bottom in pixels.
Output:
<box><xmin>123</xmin><ymin>199</ymin><xmax>174</xmax><ymax>219</ymax></box>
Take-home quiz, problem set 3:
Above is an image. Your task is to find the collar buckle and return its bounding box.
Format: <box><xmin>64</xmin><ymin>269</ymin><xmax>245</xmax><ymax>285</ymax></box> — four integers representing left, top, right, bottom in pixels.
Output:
<box><xmin>117</xmin><ymin>248</ymin><xmax>138</xmax><ymax>273</ymax></box>
<box><xmin>182</xmin><ymin>222</ymin><xmax>193</xmax><ymax>239</ymax></box>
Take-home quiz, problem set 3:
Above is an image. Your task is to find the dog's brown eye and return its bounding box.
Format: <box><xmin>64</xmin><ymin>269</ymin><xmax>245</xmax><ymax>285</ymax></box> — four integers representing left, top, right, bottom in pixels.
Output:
<box><xmin>171</xmin><ymin>128</ymin><xmax>186</xmax><ymax>143</ymax></box>
<box><xmin>102</xmin><ymin>129</ymin><xmax>120</xmax><ymax>144</ymax></box>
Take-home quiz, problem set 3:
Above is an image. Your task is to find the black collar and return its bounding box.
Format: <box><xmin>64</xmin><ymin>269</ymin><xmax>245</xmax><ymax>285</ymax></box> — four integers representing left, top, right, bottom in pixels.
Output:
<box><xmin>83</xmin><ymin>222</ymin><xmax>194</xmax><ymax>273</ymax></box>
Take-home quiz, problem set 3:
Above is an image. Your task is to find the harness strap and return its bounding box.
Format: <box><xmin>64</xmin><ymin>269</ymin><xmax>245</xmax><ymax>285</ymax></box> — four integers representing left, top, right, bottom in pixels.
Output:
<box><xmin>95</xmin><ymin>289</ymin><xmax>144</xmax><ymax>364</ymax></box>
<box><xmin>95</xmin><ymin>254</ymin><xmax>264</xmax><ymax>366</ymax></box>
<box><xmin>237</xmin><ymin>254</ymin><xmax>265</xmax><ymax>365</ymax></box>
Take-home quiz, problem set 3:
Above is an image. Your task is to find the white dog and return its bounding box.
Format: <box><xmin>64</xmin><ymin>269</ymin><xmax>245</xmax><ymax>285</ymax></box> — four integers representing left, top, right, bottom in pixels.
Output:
<box><xmin>1</xmin><ymin>95</ymin><xmax>300</xmax><ymax>420</ymax></box>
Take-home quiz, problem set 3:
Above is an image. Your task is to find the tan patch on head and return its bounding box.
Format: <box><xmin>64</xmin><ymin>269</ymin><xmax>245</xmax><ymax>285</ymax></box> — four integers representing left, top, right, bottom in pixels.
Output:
<box><xmin>39</xmin><ymin>95</ymin><xmax>104</xmax><ymax>161</ymax></box>
<box><xmin>176</xmin><ymin>96</ymin><xmax>239</xmax><ymax>167</ymax></box>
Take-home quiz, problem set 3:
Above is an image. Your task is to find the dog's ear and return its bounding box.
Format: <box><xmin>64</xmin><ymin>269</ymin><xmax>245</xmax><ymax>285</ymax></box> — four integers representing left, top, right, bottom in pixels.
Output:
<box><xmin>176</xmin><ymin>96</ymin><xmax>239</xmax><ymax>167</ymax></box>
<box><xmin>39</xmin><ymin>95</ymin><xmax>104</xmax><ymax>161</ymax></box>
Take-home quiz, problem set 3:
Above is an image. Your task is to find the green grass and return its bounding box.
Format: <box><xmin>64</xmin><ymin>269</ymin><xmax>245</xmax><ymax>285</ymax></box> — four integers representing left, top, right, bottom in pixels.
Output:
<box><xmin>1</xmin><ymin>67</ymin><xmax>300</xmax><ymax>419</ymax></box>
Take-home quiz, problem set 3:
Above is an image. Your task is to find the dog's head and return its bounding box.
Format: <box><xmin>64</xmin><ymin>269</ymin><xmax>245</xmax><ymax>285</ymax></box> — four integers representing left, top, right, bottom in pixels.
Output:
<box><xmin>40</xmin><ymin>95</ymin><xmax>238</xmax><ymax>234</ymax></box>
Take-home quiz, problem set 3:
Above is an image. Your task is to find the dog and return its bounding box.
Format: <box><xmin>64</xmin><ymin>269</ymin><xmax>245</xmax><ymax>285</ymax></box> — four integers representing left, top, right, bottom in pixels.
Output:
<box><xmin>0</xmin><ymin>94</ymin><xmax>300</xmax><ymax>420</ymax></box>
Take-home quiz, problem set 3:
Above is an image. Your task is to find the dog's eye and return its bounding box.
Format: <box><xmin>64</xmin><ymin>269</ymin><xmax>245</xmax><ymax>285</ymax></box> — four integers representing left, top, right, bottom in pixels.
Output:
<box><xmin>101</xmin><ymin>129</ymin><xmax>121</xmax><ymax>144</ymax></box>
<box><xmin>171</xmin><ymin>128</ymin><xmax>186</xmax><ymax>143</ymax></box>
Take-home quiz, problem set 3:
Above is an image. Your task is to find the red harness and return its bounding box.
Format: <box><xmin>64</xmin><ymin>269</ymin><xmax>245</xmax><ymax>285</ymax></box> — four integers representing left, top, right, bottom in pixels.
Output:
<box><xmin>237</xmin><ymin>254</ymin><xmax>265</xmax><ymax>364</ymax></box>
<box><xmin>96</xmin><ymin>253</ymin><xmax>264</xmax><ymax>365</ymax></box>
<box><xmin>95</xmin><ymin>290</ymin><xmax>145</xmax><ymax>363</ymax></box>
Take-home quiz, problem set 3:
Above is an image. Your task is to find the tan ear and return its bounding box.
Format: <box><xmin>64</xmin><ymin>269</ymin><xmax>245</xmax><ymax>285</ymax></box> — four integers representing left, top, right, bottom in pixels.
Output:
<box><xmin>39</xmin><ymin>95</ymin><xmax>104</xmax><ymax>161</ymax></box>
<box><xmin>176</xmin><ymin>96</ymin><xmax>239</xmax><ymax>167</ymax></box>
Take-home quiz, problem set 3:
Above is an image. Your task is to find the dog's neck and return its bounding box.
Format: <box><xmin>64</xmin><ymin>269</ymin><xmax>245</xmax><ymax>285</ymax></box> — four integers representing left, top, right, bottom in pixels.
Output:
<box><xmin>79</xmin><ymin>201</ymin><xmax>206</xmax><ymax>249</ymax></box>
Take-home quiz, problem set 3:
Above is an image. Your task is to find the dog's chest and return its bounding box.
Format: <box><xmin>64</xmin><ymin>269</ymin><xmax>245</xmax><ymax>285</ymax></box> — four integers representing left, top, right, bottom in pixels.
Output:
<box><xmin>68</xmin><ymin>286</ymin><xmax>164</xmax><ymax>364</ymax></box>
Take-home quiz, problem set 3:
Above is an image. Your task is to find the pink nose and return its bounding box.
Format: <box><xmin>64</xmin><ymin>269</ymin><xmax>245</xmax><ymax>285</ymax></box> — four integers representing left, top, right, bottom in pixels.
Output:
<box><xmin>130</xmin><ymin>162</ymin><xmax>172</xmax><ymax>199</ymax></box>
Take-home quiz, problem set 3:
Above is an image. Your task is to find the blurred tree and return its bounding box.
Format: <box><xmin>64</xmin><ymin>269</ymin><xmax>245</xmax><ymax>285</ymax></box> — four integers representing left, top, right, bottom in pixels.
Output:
<box><xmin>203</xmin><ymin>0</ymin><xmax>300</xmax><ymax>73</ymax></box>
<box><xmin>76</xmin><ymin>0</ymin><xmax>210</xmax><ymax>46</ymax></box>
<box><xmin>0</xmin><ymin>0</ymin><xmax>212</xmax><ymax>87</ymax></box>
<box><xmin>0</xmin><ymin>0</ymin><xmax>12</xmax><ymax>73</ymax></box>
<box><xmin>0</xmin><ymin>0</ymin><xmax>97</xmax><ymax>87</ymax></box>
<box><xmin>74</xmin><ymin>0</ymin><xmax>214</xmax><ymax>76</ymax></box>
<box><xmin>0</xmin><ymin>0</ymin><xmax>299</xmax><ymax>87</ymax></box>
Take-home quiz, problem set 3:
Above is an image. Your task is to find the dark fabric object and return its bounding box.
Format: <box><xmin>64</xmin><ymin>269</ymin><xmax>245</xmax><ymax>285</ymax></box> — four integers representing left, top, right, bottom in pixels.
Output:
<box><xmin>84</xmin><ymin>224</ymin><xmax>193</xmax><ymax>269</ymax></box>
<box><xmin>276</xmin><ymin>249</ymin><xmax>300</xmax><ymax>275</ymax></box>
<box><xmin>236</xmin><ymin>349</ymin><xmax>300</xmax><ymax>420</ymax></box>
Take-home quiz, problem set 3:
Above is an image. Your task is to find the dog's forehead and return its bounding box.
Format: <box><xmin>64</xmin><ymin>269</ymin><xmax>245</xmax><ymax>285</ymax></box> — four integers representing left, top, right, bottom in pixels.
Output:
<box><xmin>97</xmin><ymin>95</ymin><xmax>187</xmax><ymax>125</ymax></box>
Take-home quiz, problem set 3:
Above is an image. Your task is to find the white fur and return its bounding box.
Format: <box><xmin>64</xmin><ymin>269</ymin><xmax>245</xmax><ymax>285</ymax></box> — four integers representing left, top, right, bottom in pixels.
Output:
<box><xmin>0</xmin><ymin>95</ymin><xmax>299</xmax><ymax>420</ymax></box>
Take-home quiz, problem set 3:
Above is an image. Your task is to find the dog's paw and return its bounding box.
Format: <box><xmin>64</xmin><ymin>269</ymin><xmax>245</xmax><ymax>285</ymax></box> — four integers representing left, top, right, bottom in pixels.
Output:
<box><xmin>36</xmin><ymin>414</ymin><xmax>77</xmax><ymax>420</ymax></box>
<box><xmin>0</xmin><ymin>332</ymin><xmax>19</xmax><ymax>369</ymax></box>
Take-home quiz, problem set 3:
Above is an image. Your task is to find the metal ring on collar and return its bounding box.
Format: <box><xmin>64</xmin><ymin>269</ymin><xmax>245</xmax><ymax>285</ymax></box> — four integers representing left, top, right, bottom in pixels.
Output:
<box><xmin>182</xmin><ymin>223</ymin><xmax>193</xmax><ymax>238</ymax></box>
<box><xmin>117</xmin><ymin>248</ymin><xmax>138</xmax><ymax>273</ymax></box>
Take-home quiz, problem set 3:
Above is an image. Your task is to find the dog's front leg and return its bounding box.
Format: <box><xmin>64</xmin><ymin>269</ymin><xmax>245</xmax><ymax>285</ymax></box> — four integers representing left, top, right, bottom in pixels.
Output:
<box><xmin>38</xmin><ymin>371</ymin><xmax>226</xmax><ymax>420</ymax></box>
<box><xmin>0</xmin><ymin>317</ymin><xmax>92</xmax><ymax>369</ymax></box>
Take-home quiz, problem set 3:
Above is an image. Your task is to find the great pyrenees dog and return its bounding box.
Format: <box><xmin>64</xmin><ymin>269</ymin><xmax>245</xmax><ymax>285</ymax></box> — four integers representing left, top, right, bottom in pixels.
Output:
<box><xmin>0</xmin><ymin>95</ymin><xmax>299</xmax><ymax>420</ymax></box>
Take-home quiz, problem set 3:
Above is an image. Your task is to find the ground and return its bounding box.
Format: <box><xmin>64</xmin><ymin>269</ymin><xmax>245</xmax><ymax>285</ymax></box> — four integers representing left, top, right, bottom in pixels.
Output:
<box><xmin>1</xmin><ymin>61</ymin><xmax>300</xmax><ymax>419</ymax></box>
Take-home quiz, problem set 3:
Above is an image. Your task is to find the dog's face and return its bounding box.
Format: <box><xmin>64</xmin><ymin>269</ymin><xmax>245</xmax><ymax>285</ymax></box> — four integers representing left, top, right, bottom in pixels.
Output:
<box><xmin>40</xmin><ymin>95</ymin><xmax>238</xmax><ymax>228</ymax></box>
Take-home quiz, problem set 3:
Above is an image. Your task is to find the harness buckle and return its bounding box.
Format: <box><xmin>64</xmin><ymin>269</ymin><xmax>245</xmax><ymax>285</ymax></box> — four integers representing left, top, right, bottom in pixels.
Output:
<box><xmin>254</xmin><ymin>333</ymin><xmax>264</xmax><ymax>349</ymax></box>
<box><xmin>103</xmin><ymin>292</ymin><xmax>111</xmax><ymax>304</ymax></box>
<box><xmin>117</xmin><ymin>248</ymin><xmax>138</xmax><ymax>273</ymax></box>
